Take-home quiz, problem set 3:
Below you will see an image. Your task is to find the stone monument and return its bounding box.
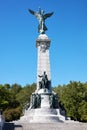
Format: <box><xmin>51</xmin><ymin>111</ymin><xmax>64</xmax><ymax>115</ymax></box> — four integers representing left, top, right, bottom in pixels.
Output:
<box><xmin>20</xmin><ymin>8</ymin><xmax>66</xmax><ymax>123</ymax></box>
<box><xmin>0</xmin><ymin>110</ymin><xmax>5</xmax><ymax>129</ymax></box>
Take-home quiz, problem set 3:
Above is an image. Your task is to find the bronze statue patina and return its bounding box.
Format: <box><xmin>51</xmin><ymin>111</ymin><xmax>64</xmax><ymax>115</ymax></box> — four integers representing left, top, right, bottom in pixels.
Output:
<box><xmin>38</xmin><ymin>71</ymin><xmax>48</xmax><ymax>89</ymax></box>
<box><xmin>28</xmin><ymin>8</ymin><xmax>53</xmax><ymax>34</ymax></box>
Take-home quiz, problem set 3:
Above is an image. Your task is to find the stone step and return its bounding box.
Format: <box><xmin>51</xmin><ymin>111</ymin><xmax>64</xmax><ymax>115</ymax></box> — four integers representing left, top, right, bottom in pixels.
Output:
<box><xmin>2</xmin><ymin>122</ymin><xmax>87</xmax><ymax>130</ymax></box>
<box><xmin>20</xmin><ymin>108</ymin><xmax>64</xmax><ymax>123</ymax></box>
<box><xmin>34</xmin><ymin>108</ymin><xmax>57</xmax><ymax>115</ymax></box>
<box><xmin>25</xmin><ymin>108</ymin><xmax>57</xmax><ymax>116</ymax></box>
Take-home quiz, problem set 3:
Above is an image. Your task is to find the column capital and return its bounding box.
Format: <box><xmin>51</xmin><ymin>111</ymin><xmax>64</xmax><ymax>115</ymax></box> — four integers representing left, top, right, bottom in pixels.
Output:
<box><xmin>36</xmin><ymin>34</ymin><xmax>51</xmax><ymax>48</ymax></box>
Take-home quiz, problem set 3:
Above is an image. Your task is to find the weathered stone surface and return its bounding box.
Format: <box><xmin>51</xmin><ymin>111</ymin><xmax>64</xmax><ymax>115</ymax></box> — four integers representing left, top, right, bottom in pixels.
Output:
<box><xmin>3</xmin><ymin>122</ymin><xmax>87</xmax><ymax>130</ymax></box>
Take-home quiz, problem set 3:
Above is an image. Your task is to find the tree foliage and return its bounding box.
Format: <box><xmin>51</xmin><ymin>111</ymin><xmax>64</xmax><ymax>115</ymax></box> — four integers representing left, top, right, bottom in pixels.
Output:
<box><xmin>53</xmin><ymin>81</ymin><xmax>87</xmax><ymax>122</ymax></box>
<box><xmin>0</xmin><ymin>83</ymin><xmax>36</xmax><ymax>122</ymax></box>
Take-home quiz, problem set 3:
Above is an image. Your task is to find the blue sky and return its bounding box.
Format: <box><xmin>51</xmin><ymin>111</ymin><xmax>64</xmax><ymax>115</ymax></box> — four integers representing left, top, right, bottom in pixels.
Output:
<box><xmin>0</xmin><ymin>0</ymin><xmax>87</xmax><ymax>87</ymax></box>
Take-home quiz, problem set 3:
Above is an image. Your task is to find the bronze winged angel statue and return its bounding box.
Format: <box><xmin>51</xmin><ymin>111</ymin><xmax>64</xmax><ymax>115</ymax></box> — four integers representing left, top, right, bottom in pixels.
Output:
<box><xmin>28</xmin><ymin>8</ymin><xmax>54</xmax><ymax>34</ymax></box>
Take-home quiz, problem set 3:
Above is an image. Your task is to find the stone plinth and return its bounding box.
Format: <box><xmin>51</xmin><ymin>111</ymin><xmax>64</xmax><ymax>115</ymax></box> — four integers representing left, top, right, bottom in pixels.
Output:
<box><xmin>41</xmin><ymin>94</ymin><xmax>51</xmax><ymax>108</ymax></box>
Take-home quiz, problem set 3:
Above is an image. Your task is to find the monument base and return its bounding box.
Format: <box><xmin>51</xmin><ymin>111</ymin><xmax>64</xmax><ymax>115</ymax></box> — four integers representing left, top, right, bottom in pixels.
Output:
<box><xmin>20</xmin><ymin>108</ymin><xmax>65</xmax><ymax>123</ymax></box>
<box><xmin>19</xmin><ymin>89</ymin><xmax>66</xmax><ymax>123</ymax></box>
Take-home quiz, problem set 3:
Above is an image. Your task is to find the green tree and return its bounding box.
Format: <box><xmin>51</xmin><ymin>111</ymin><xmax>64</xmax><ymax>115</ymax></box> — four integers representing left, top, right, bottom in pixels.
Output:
<box><xmin>53</xmin><ymin>81</ymin><xmax>87</xmax><ymax>122</ymax></box>
<box><xmin>0</xmin><ymin>85</ymin><xmax>11</xmax><ymax>110</ymax></box>
<box><xmin>16</xmin><ymin>83</ymin><xmax>36</xmax><ymax>108</ymax></box>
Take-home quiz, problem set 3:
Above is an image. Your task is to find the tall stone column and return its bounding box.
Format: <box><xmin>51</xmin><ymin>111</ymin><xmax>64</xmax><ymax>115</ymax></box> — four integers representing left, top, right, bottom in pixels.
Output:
<box><xmin>36</xmin><ymin>34</ymin><xmax>52</xmax><ymax>92</ymax></box>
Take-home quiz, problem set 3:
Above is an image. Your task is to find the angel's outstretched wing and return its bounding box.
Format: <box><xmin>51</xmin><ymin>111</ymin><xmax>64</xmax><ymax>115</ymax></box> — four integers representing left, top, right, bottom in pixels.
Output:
<box><xmin>28</xmin><ymin>9</ymin><xmax>38</xmax><ymax>17</ymax></box>
<box><xmin>44</xmin><ymin>12</ymin><xmax>54</xmax><ymax>19</ymax></box>
<box><xmin>28</xmin><ymin>9</ymin><xmax>35</xmax><ymax>15</ymax></box>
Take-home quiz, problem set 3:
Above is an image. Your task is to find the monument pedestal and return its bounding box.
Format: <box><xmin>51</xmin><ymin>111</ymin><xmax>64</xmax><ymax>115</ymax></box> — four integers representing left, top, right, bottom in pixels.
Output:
<box><xmin>41</xmin><ymin>94</ymin><xmax>50</xmax><ymax>108</ymax></box>
<box><xmin>19</xmin><ymin>34</ymin><xmax>66</xmax><ymax>123</ymax></box>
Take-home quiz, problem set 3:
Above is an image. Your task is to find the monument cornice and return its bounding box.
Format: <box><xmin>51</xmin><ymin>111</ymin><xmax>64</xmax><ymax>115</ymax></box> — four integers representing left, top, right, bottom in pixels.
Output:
<box><xmin>36</xmin><ymin>37</ymin><xmax>51</xmax><ymax>48</ymax></box>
